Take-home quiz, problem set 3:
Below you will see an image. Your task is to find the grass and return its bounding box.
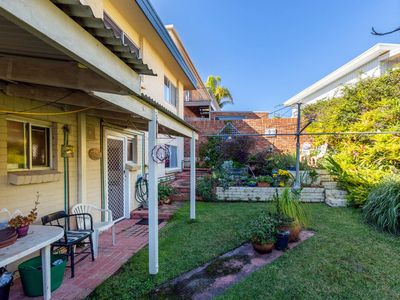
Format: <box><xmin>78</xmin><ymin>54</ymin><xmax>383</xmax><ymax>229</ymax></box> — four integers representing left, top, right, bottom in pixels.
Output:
<box><xmin>89</xmin><ymin>202</ymin><xmax>400</xmax><ymax>299</ymax></box>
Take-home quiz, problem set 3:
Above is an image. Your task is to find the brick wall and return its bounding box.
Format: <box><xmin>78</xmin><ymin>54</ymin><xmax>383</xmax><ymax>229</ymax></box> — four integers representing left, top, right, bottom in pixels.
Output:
<box><xmin>184</xmin><ymin>114</ymin><xmax>311</xmax><ymax>157</ymax></box>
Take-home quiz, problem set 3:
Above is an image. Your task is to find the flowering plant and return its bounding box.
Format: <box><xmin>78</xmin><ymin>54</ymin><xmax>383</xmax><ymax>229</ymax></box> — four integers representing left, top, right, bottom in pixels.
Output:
<box><xmin>9</xmin><ymin>193</ymin><xmax>40</xmax><ymax>228</ymax></box>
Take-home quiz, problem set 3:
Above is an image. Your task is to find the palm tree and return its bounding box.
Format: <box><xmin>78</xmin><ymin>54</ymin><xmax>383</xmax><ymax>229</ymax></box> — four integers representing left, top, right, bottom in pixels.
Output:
<box><xmin>205</xmin><ymin>75</ymin><xmax>233</xmax><ymax>108</ymax></box>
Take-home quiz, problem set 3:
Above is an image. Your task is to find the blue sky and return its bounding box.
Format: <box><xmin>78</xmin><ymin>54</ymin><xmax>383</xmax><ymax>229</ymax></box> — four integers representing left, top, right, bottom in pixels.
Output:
<box><xmin>151</xmin><ymin>0</ymin><xmax>400</xmax><ymax>113</ymax></box>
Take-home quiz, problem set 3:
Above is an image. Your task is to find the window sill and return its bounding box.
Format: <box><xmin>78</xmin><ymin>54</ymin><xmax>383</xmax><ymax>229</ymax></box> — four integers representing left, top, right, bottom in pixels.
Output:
<box><xmin>8</xmin><ymin>170</ymin><xmax>62</xmax><ymax>186</ymax></box>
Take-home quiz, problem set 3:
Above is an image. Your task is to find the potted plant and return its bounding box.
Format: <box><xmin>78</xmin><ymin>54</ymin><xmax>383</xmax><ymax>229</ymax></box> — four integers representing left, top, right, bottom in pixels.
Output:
<box><xmin>158</xmin><ymin>184</ymin><xmax>175</xmax><ymax>205</ymax></box>
<box><xmin>274</xmin><ymin>188</ymin><xmax>308</xmax><ymax>242</ymax></box>
<box><xmin>8</xmin><ymin>194</ymin><xmax>39</xmax><ymax>238</ymax></box>
<box><xmin>257</xmin><ymin>175</ymin><xmax>273</xmax><ymax>187</ymax></box>
<box><xmin>246</xmin><ymin>213</ymin><xmax>277</xmax><ymax>254</ymax></box>
<box><xmin>247</xmin><ymin>178</ymin><xmax>257</xmax><ymax>187</ymax></box>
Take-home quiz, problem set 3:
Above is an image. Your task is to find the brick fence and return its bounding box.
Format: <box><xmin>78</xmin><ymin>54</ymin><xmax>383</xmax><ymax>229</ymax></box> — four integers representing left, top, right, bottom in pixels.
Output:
<box><xmin>185</xmin><ymin>112</ymin><xmax>311</xmax><ymax>157</ymax></box>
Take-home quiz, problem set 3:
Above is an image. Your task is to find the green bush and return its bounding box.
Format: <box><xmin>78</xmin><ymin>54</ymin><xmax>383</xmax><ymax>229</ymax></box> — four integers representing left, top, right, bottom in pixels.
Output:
<box><xmin>196</xmin><ymin>176</ymin><xmax>217</xmax><ymax>202</ymax></box>
<box><xmin>158</xmin><ymin>184</ymin><xmax>175</xmax><ymax>201</ymax></box>
<box><xmin>363</xmin><ymin>176</ymin><xmax>400</xmax><ymax>234</ymax></box>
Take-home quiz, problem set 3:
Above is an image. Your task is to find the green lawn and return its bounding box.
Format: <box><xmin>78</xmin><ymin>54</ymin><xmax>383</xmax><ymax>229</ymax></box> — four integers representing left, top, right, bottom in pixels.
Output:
<box><xmin>88</xmin><ymin>202</ymin><xmax>400</xmax><ymax>300</ymax></box>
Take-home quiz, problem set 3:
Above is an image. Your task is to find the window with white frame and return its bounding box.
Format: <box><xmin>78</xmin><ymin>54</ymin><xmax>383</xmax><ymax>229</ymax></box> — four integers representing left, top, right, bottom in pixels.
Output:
<box><xmin>164</xmin><ymin>76</ymin><xmax>177</xmax><ymax>107</ymax></box>
<box><xmin>165</xmin><ymin>145</ymin><xmax>178</xmax><ymax>168</ymax></box>
<box><xmin>7</xmin><ymin>120</ymin><xmax>52</xmax><ymax>170</ymax></box>
<box><xmin>126</xmin><ymin>136</ymin><xmax>138</xmax><ymax>164</ymax></box>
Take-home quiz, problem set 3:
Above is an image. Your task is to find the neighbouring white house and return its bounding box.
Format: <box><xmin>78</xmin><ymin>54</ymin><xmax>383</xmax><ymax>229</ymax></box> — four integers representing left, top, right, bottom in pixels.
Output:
<box><xmin>284</xmin><ymin>43</ymin><xmax>400</xmax><ymax>113</ymax></box>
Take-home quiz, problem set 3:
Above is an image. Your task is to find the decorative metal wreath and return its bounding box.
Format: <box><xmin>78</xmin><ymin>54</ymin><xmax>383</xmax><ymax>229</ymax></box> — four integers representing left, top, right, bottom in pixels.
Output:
<box><xmin>151</xmin><ymin>144</ymin><xmax>170</xmax><ymax>164</ymax></box>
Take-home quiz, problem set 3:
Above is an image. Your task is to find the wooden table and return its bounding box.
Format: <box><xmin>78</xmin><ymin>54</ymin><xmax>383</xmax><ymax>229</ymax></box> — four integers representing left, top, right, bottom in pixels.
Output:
<box><xmin>0</xmin><ymin>225</ymin><xmax>64</xmax><ymax>300</ymax></box>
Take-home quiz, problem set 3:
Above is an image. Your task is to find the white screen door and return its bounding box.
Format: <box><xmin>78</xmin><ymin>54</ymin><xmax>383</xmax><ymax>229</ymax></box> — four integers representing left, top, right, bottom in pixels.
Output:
<box><xmin>106</xmin><ymin>136</ymin><xmax>125</xmax><ymax>221</ymax></box>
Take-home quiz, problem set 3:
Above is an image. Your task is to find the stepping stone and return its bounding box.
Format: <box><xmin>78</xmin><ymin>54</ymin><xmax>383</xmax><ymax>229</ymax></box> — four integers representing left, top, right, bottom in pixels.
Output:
<box><xmin>149</xmin><ymin>231</ymin><xmax>315</xmax><ymax>300</ymax></box>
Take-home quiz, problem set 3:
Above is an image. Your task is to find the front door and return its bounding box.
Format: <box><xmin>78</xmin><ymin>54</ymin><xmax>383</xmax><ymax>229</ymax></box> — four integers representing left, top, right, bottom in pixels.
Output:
<box><xmin>106</xmin><ymin>136</ymin><xmax>126</xmax><ymax>221</ymax></box>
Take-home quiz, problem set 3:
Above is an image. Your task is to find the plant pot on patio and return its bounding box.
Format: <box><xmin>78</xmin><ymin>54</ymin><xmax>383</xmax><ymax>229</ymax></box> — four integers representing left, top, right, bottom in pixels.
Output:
<box><xmin>252</xmin><ymin>242</ymin><xmax>274</xmax><ymax>254</ymax></box>
<box><xmin>18</xmin><ymin>254</ymin><xmax>67</xmax><ymax>297</ymax></box>
<box><xmin>275</xmin><ymin>231</ymin><xmax>289</xmax><ymax>251</ymax></box>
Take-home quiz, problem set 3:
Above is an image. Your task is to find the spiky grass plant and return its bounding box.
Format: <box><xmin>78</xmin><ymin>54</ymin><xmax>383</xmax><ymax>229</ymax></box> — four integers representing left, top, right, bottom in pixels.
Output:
<box><xmin>363</xmin><ymin>176</ymin><xmax>400</xmax><ymax>234</ymax></box>
<box><xmin>274</xmin><ymin>188</ymin><xmax>308</xmax><ymax>227</ymax></box>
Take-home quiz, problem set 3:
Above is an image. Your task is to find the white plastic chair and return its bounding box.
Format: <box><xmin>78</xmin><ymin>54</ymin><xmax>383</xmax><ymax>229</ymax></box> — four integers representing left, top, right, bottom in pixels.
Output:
<box><xmin>71</xmin><ymin>204</ymin><xmax>116</xmax><ymax>258</ymax></box>
<box><xmin>311</xmin><ymin>143</ymin><xmax>328</xmax><ymax>167</ymax></box>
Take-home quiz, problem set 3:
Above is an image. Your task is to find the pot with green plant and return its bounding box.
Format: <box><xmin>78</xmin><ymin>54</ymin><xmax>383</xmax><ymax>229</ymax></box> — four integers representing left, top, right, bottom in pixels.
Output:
<box><xmin>257</xmin><ymin>175</ymin><xmax>273</xmax><ymax>187</ymax></box>
<box><xmin>247</xmin><ymin>178</ymin><xmax>257</xmax><ymax>187</ymax></box>
<box><xmin>274</xmin><ymin>188</ymin><xmax>308</xmax><ymax>242</ymax></box>
<box><xmin>9</xmin><ymin>194</ymin><xmax>40</xmax><ymax>238</ymax></box>
<box><xmin>158</xmin><ymin>184</ymin><xmax>175</xmax><ymax>205</ymax></box>
<box><xmin>246</xmin><ymin>213</ymin><xmax>277</xmax><ymax>253</ymax></box>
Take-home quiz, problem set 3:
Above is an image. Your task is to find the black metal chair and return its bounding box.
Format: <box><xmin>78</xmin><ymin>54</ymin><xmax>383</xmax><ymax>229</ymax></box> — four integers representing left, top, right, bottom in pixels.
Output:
<box><xmin>41</xmin><ymin>211</ymin><xmax>95</xmax><ymax>278</ymax></box>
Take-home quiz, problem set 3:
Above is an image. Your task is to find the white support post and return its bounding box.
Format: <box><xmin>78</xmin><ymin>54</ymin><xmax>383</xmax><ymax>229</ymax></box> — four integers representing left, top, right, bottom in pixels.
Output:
<box><xmin>148</xmin><ymin>109</ymin><xmax>159</xmax><ymax>274</ymax></box>
<box><xmin>190</xmin><ymin>131</ymin><xmax>196</xmax><ymax>220</ymax></box>
<box><xmin>77</xmin><ymin>113</ymin><xmax>87</xmax><ymax>203</ymax></box>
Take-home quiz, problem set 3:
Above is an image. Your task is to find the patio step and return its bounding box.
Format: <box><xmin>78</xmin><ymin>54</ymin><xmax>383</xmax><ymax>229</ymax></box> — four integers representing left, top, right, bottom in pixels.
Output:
<box><xmin>326</xmin><ymin>198</ymin><xmax>347</xmax><ymax>207</ymax></box>
<box><xmin>130</xmin><ymin>209</ymin><xmax>174</xmax><ymax>220</ymax></box>
<box><xmin>321</xmin><ymin>181</ymin><xmax>338</xmax><ymax>189</ymax></box>
<box><xmin>325</xmin><ymin>189</ymin><xmax>348</xmax><ymax>198</ymax></box>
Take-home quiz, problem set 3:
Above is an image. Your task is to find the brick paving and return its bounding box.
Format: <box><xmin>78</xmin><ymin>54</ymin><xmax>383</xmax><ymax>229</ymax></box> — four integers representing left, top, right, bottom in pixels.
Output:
<box><xmin>9</xmin><ymin>214</ymin><xmax>172</xmax><ymax>300</ymax></box>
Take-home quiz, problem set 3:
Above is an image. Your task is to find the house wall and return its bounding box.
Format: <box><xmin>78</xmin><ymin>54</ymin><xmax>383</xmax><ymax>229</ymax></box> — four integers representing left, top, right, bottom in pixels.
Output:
<box><xmin>0</xmin><ymin>94</ymin><xmax>144</xmax><ymax>223</ymax></box>
<box><xmin>103</xmin><ymin>1</ymin><xmax>186</xmax><ymax>176</ymax></box>
<box><xmin>0</xmin><ymin>93</ymin><xmax>79</xmax><ymax>220</ymax></box>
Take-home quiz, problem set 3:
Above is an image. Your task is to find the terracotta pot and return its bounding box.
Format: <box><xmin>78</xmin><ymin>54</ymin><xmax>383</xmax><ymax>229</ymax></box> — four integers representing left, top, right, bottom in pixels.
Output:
<box><xmin>257</xmin><ymin>182</ymin><xmax>271</xmax><ymax>187</ymax></box>
<box><xmin>16</xmin><ymin>225</ymin><xmax>29</xmax><ymax>238</ymax></box>
<box><xmin>289</xmin><ymin>223</ymin><xmax>302</xmax><ymax>242</ymax></box>
<box><xmin>278</xmin><ymin>225</ymin><xmax>291</xmax><ymax>232</ymax></box>
<box><xmin>252</xmin><ymin>242</ymin><xmax>274</xmax><ymax>254</ymax></box>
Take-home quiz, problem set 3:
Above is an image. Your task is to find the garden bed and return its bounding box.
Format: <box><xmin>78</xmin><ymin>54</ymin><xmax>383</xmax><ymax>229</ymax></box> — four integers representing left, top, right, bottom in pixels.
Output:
<box><xmin>216</xmin><ymin>187</ymin><xmax>325</xmax><ymax>202</ymax></box>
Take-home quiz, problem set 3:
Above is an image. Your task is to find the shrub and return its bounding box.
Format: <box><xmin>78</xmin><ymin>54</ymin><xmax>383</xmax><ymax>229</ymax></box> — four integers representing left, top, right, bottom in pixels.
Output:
<box><xmin>198</xmin><ymin>137</ymin><xmax>223</xmax><ymax>168</ymax></box>
<box><xmin>220</xmin><ymin>136</ymin><xmax>255</xmax><ymax>165</ymax></box>
<box><xmin>363</xmin><ymin>176</ymin><xmax>400</xmax><ymax>234</ymax></box>
<box><xmin>304</xmin><ymin>68</ymin><xmax>400</xmax><ymax>206</ymax></box>
<box><xmin>197</xmin><ymin>176</ymin><xmax>217</xmax><ymax>202</ymax></box>
<box><xmin>158</xmin><ymin>184</ymin><xmax>175</xmax><ymax>202</ymax></box>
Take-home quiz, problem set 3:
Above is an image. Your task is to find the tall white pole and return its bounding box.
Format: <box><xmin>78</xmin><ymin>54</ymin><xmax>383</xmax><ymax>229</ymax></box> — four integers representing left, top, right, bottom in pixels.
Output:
<box><xmin>148</xmin><ymin>109</ymin><xmax>159</xmax><ymax>274</ymax></box>
<box><xmin>190</xmin><ymin>131</ymin><xmax>196</xmax><ymax>220</ymax></box>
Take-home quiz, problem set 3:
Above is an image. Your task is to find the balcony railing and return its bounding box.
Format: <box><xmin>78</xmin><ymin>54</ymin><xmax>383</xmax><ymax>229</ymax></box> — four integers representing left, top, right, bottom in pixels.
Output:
<box><xmin>184</xmin><ymin>88</ymin><xmax>214</xmax><ymax>102</ymax></box>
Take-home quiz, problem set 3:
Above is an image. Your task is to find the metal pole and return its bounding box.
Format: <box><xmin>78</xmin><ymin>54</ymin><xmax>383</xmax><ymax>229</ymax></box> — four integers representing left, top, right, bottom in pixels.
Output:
<box><xmin>294</xmin><ymin>103</ymin><xmax>301</xmax><ymax>190</ymax></box>
<box><xmin>148</xmin><ymin>109</ymin><xmax>159</xmax><ymax>275</ymax></box>
<box><xmin>190</xmin><ymin>131</ymin><xmax>196</xmax><ymax>220</ymax></box>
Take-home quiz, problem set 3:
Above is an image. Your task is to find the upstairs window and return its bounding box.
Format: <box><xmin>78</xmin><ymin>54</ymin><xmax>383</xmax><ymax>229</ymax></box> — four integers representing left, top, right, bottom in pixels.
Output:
<box><xmin>7</xmin><ymin>120</ymin><xmax>51</xmax><ymax>170</ymax></box>
<box><xmin>164</xmin><ymin>76</ymin><xmax>177</xmax><ymax>107</ymax></box>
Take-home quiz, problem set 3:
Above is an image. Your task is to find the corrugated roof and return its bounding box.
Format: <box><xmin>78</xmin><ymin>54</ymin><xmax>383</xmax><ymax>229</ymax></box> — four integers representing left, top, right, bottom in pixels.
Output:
<box><xmin>51</xmin><ymin>0</ymin><xmax>156</xmax><ymax>76</ymax></box>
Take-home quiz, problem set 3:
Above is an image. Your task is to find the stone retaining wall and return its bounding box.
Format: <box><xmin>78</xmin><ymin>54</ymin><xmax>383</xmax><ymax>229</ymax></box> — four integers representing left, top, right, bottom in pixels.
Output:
<box><xmin>216</xmin><ymin>187</ymin><xmax>325</xmax><ymax>202</ymax></box>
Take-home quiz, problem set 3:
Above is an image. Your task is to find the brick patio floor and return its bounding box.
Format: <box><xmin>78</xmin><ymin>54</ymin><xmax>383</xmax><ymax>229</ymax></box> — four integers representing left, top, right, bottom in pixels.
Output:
<box><xmin>9</xmin><ymin>218</ymin><xmax>166</xmax><ymax>300</ymax></box>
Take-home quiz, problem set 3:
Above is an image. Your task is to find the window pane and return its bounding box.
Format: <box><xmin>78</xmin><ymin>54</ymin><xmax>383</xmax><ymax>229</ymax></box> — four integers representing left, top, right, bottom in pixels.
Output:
<box><xmin>31</xmin><ymin>126</ymin><xmax>49</xmax><ymax>167</ymax></box>
<box><xmin>127</xmin><ymin>140</ymin><xmax>133</xmax><ymax>162</ymax></box>
<box><xmin>165</xmin><ymin>145</ymin><xmax>177</xmax><ymax>168</ymax></box>
<box><xmin>171</xmin><ymin>84</ymin><xmax>177</xmax><ymax>107</ymax></box>
<box><xmin>164</xmin><ymin>77</ymin><xmax>170</xmax><ymax>103</ymax></box>
<box><xmin>7</xmin><ymin>120</ymin><xmax>26</xmax><ymax>169</ymax></box>
<box><xmin>127</xmin><ymin>137</ymin><xmax>138</xmax><ymax>163</ymax></box>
